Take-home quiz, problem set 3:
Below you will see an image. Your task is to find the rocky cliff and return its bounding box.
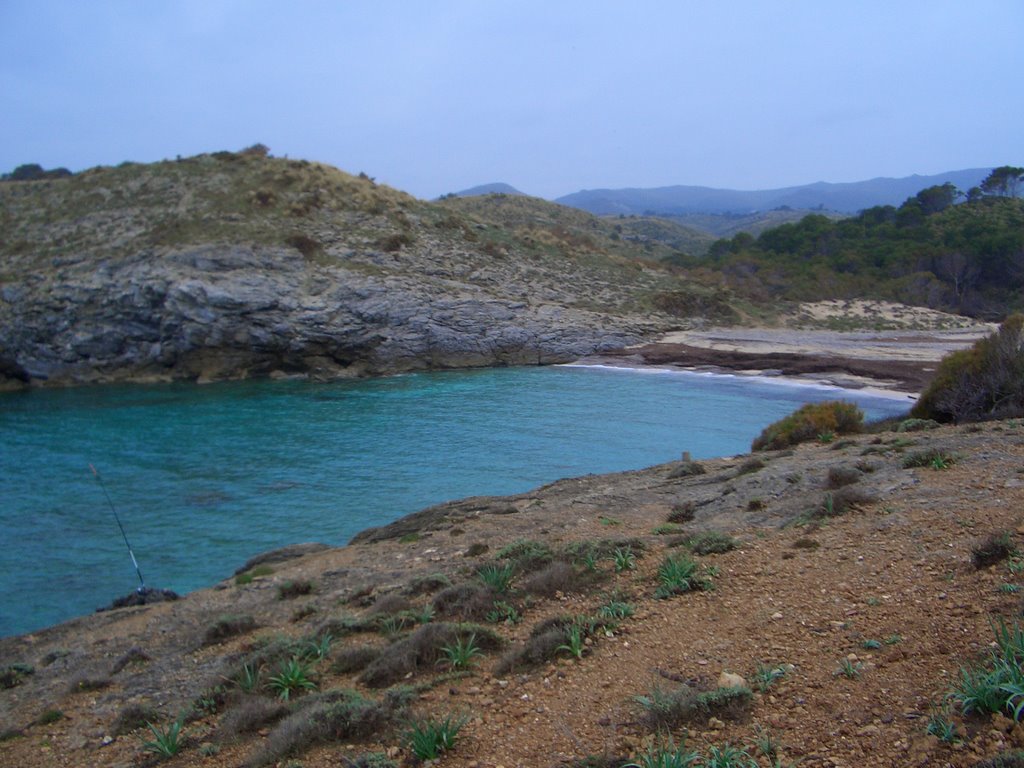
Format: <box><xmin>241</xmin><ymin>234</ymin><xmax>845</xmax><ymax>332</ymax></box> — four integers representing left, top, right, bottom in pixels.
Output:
<box><xmin>0</xmin><ymin>150</ymin><xmax>703</xmax><ymax>388</ymax></box>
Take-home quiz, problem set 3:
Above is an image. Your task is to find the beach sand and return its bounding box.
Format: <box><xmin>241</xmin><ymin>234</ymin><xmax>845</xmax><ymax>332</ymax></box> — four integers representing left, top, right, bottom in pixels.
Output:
<box><xmin>589</xmin><ymin>303</ymin><xmax>996</xmax><ymax>397</ymax></box>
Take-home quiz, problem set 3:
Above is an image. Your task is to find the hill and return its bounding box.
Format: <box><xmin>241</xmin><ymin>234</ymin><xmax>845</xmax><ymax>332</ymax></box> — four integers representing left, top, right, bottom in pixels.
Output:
<box><xmin>437</xmin><ymin>192</ymin><xmax>716</xmax><ymax>260</ymax></box>
<box><xmin>555</xmin><ymin>168</ymin><xmax>992</xmax><ymax>216</ymax></box>
<box><xmin>3</xmin><ymin>417</ymin><xmax>1024</xmax><ymax>767</ymax></box>
<box><xmin>661</xmin><ymin>208</ymin><xmax>847</xmax><ymax>239</ymax></box>
<box><xmin>450</xmin><ymin>182</ymin><xmax>526</xmax><ymax>197</ymax></box>
<box><xmin>0</xmin><ymin>150</ymin><xmax>733</xmax><ymax>389</ymax></box>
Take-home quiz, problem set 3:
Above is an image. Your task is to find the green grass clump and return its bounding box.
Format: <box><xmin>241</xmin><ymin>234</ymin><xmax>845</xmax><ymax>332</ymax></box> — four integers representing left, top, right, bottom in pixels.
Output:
<box><xmin>701</xmin><ymin>743</ymin><xmax>758</xmax><ymax>768</ymax></box>
<box><xmin>34</xmin><ymin>709</ymin><xmax>64</xmax><ymax>725</ymax></box>
<box><xmin>438</xmin><ymin>633</ymin><xmax>483</xmax><ymax>670</ymax></box>
<box><xmin>751</xmin><ymin>662</ymin><xmax>787</xmax><ymax>692</ymax></box>
<box><xmin>496</xmin><ymin>539</ymin><xmax>554</xmax><ymax>570</ymax></box>
<box><xmin>654</xmin><ymin>554</ymin><xmax>716</xmax><ymax>598</ymax></box>
<box><xmin>141</xmin><ymin>717</ymin><xmax>185</xmax><ymax>758</ymax></box>
<box><xmin>625</xmin><ymin>736</ymin><xmax>699</xmax><ymax>767</ymax></box>
<box><xmin>476</xmin><ymin>562</ymin><xmax>515</xmax><ymax>593</ymax></box>
<box><xmin>949</xmin><ymin>619</ymin><xmax>1024</xmax><ymax>719</ymax></box>
<box><xmin>406</xmin><ymin>713</ymin><xmax>465</xmax><ymax>760</ymax></box>
<box><xmin>267</xmin><ymin>658</ymin><xmax>317</xmax><ymax>700</ymax></box>
<box><xmin>613</xmin><ymin>547</ymin><xmax>637</xmax><ymax>572</ymax></box>
<box><xmin>752</xmin><ymin>401</ymin><xmax>864</xmax><ymax>451</ymax></box>
<box><xmin>235</xmin><ymin>564</ymin><xmax>274</xmax><ymax>585</ymax></box>
<box><xmin>598</xmin><ymin>600</ymin><xmax>635</xmax><ymax>621</ymax></box>
<box><xmin>901</xmin><ymin>448</ymin><xmax>957</xmax><ymax>469</ymax></box>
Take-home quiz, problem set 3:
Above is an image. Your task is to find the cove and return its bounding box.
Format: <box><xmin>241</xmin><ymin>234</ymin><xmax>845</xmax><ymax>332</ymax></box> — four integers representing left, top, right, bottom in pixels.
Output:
<box><xmin>0</xmin><ymin>365</ymin><xmax>911</xmax><ymax>637</ymax></box>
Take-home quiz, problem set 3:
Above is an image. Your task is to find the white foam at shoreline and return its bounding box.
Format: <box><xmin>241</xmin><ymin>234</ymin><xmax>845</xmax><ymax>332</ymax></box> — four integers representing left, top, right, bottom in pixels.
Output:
<box><xmin>560</xmin><ymin>361</ymin><xmax>918</xmax><ymax>404</ymax></box>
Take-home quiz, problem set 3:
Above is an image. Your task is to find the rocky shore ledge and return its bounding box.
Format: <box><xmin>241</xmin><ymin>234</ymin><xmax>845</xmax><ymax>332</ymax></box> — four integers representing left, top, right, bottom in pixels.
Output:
<box><xmin>0</xmin><ymin>244</ymin><xmax>659</xmax><ymax>390</ymax></box>
<box><xmin>3</xmin><ymin>417</ymin><xmax>1024</xmax><ymax>767</ymax></box>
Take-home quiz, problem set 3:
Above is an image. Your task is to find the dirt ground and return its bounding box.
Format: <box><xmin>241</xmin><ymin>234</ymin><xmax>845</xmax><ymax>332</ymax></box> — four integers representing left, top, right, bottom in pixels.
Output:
<box><xmin>4</xmin><ymin>415</ymin><xmax>1024</xmax><ymax>768</ymax></box>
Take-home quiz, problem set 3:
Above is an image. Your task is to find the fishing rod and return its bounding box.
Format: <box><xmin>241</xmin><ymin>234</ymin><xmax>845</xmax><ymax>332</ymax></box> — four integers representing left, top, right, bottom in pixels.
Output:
<box><xmin>89</xmin><ymin>463</ymin><xmax>146</xmax><ymax>592</ymax></box>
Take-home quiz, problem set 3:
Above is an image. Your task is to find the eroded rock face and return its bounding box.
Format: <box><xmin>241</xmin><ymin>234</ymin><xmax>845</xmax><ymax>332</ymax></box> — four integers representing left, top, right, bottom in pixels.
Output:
<box><xmin>0</xmin><ymin>244</ymin><xmax>645</xmax><ymax>387</ymax></box>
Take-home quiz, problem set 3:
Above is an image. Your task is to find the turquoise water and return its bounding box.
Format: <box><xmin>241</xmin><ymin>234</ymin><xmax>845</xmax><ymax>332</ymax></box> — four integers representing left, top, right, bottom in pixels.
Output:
<box><xmin>0</xmin><ymin>365</ymin><xmax>911</xmax><ymax>637</ymax></box>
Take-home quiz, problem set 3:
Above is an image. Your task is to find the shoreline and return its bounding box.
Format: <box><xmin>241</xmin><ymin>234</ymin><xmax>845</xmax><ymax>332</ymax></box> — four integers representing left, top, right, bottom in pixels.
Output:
<box><xmin>561</xmin><ymin>360</ymin><xmax>920</xmax><ymax>403</ymax></box>
<box><xmin>584</xmin><ymin>325</ymin><xmax>994</xmax><ymax>399</ymax></box>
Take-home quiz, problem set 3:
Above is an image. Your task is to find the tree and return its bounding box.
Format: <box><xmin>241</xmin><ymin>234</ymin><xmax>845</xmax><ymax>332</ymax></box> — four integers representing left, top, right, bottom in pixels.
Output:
<box><xmin>932</xmin><ymin>251</ymin><xmax>979</xmax><ymax>310</ymax></box>
<box><xmin>980</xmin><ymin>166</ymin><xmax>1024</xmax><ymax>198</ymax></box>
<box><xmin>914</xmin><ymin>183</ymin><xmax>959</xmax><ymax>214</ymax></box>
<box><xmin>2</xmin><ymin>163</ymin><xmax>72</xmax><ymax>182</ymax></box>
<box><xmin>965</xmin><ymin>186</ymin><xmax>985</xmax><ymax>204</ymax></box>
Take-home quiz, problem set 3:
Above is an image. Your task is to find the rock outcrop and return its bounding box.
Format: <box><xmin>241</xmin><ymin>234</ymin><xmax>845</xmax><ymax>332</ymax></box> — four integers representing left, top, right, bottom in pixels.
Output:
<box><xmin>1</xmin><ymin>244</ymin><xmax>646</xmax><ymax>387</ymax></box>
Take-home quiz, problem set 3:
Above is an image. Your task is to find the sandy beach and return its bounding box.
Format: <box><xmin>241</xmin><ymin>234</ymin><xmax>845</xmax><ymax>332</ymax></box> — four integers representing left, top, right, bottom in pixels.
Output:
<box><xmin>586</xmin><ymin>303</ymin><xmax>997</xmax><ymax>397</ymax></box>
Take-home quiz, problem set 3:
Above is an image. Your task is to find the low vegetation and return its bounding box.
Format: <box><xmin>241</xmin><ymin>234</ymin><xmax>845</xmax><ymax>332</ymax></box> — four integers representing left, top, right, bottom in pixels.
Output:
<box><xmin>948</xmin><ymin>620</ymin><xmax>1024</xmax><ymax>720</ymax></box>
<box><xmin>635</xmin><ymin>683</ymin><xmax>752</xmax><ymax>730</ymax></box>
<box><xmin>751</xmin><ymin>401</ymin><xmax>863</xmax><ymax>451</ymax></box>
<box><xmin>913</xmin><ymin>315</ymin><xmax>1024</xmax><ymax>423</ymax></box>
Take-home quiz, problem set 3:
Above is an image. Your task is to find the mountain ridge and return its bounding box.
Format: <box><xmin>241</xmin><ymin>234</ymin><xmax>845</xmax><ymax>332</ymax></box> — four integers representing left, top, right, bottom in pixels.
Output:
<box><xmin>554</xmin><ymin>167</ymin><xmax>992</xmax><ymax>215</ymax></box>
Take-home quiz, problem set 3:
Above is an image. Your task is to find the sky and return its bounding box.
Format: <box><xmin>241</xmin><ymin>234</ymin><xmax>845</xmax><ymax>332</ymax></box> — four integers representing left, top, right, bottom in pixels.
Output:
<box><xmin>1</xmin><ymin>1</ymin><xmax>1021</xmax><ymax>200</ymax></box>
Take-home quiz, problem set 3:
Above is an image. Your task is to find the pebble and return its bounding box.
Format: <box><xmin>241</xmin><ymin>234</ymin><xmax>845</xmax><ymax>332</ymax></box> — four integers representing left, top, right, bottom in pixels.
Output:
<box><xmin>771</xmin><ymin>611</ymin><xmax>784</xmax><ymax>620</ymax></box>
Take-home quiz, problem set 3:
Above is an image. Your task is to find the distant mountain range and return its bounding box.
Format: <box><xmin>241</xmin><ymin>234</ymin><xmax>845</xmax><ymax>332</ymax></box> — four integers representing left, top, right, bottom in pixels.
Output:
<box><xmin>457</xmin><ymin>169</ymin><xmax>993</xmax><ymax>216</ymax></box>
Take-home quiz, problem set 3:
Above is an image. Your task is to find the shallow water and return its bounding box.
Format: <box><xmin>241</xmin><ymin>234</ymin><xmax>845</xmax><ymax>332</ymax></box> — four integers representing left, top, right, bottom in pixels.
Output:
<box><xmin>0</xmin><ymin>365</ymin><xmax>911</xmax><ymax>637</ymax></box>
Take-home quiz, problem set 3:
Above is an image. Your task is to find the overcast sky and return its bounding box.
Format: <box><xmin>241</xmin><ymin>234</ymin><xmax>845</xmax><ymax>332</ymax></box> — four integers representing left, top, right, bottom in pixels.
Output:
<box><xmin>1</xmin><ymin>1</ymin><xmax>1021</xmax><ymax>199</ymax></box>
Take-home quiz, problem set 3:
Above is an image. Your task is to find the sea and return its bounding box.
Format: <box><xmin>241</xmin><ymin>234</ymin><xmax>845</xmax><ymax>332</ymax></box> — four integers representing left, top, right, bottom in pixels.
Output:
<box><xmin>0</xmin><ymin>364</ymin><xmax>914</xmax><ymax>637</ymax></box>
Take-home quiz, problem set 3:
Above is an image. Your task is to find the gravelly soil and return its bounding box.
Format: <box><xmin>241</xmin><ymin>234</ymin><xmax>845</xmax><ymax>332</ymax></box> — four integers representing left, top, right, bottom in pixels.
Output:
<box><xmin>3</xmin><ymin>420</ymin><xmax>1024</xmax><ymax>768</ymax></box>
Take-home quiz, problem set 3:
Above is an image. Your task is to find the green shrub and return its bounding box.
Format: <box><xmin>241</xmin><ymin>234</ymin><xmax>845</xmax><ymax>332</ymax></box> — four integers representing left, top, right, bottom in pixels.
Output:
<box><xmin>34</xmin><ymin>709</ymin><xmax>64</xmax><ymax>725</ymax></box>
<box><xmin>217</xmin><ymin>696</ymin><xmax>288</xmax><ymax>740</ymax></box>
<box><xmin>896</xmin><ymin>418</ymin><xmax>940</xmax><ymax>432</ymax></box>
<box><xmin>277</xmin><ymin>579</ymin><xmax>314</xmax><ymax>600</ymax></box>
<box><xmin>736</xmin><ymin>457</ymin><xmax>765</xmax><ymax>475</ymax></box>
<box><xmin>112</xmin><ymin>703</ymin><xmax>162</xmax><ymax>735</ymax></box>
<box><xmin>752</xmin><ymin>401</ymin><xmax>864</xmax><ymax>451</ymax></box>
<box><xmin>681</xmin><ymin>531</ymin><xmax>736</xmax><ymax>556</ymax></box>
<box><xmin>0</xmin><ymin>663</ymin><xmax>33</xmax><ymax>689</ymax></box>
<box><xmin>494</xmin><ymin>616</ymin><xmax>589</xmax><ymax>674</ymax></box>
<box><xmin>359</xmin><ymin>623</ymin><xmax>501</xmax><ymax>688</ymax></box>
<box><xmin>667</xmin><ymin>502</ymin><xmax>695</xmax><ymax>523</ymax></box>
<box><xmin>520</xmin><ymin>560</ymin><xmax>589</xmax><ymax>596</ymax></box>
<box><xmin>248</xmin><ymin>689</ymin><xmax>407</xmax><ymax>767</ymax></box>
<box><xmin>635</xmin><ymin>684</ymin><xmax>751</xmax><ymax>730</ymax></box>
<box><xmin>202</xmin><ymin>614</ymin><xmax>257</xmax><ymax>645</ymax></box>
<box><xmin>826</xmin><ymin>465</ymin><xmax>862</xmax><ymax>489</ymax></box>
<box><xmin>913</xmin><ymin>315</ymin><xmax>1024</xmax><ymax>423</ymax></box>
<box><xmin>331</xmin><ymin>646</ymin><xmax>382</xmax><ymax>675</ymax></box>
<box><xmin>974</xmin><ymin>532</ymin><xmax>1016</xmax><ymax>569</ymax></box>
